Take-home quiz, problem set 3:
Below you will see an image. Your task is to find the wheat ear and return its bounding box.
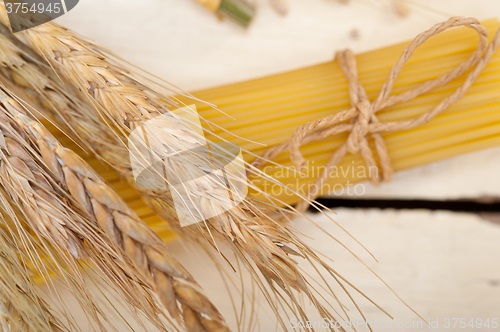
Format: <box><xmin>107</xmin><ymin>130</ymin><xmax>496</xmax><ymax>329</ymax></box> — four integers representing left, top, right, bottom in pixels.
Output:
<box><xmin>0</xmin><ymin>228</ymin><xmax>63</xmax><ymax>332</ymax></box>
<box><xmin>0</xmin><ymin>90</ymin><xmax>170</xmax><ymax>331</ymax></box>
<box><xmin>0</xmin><ymin>79</ymin><xmax>230</xmax><ymax>332</ymax></box>
<box><xmin>0</xmin><ymin>16</ymin><xmax>368</xmax><ymax>330</ymax></box>
<box><xmin>16</xmin><ymin>114</ymin><xmax>230</xmax><ymax>332</ymax></box>
<box><xmin>0</xmin><ymin>30</ymin><xmax>233</xmax><ymax>331</ymax></box>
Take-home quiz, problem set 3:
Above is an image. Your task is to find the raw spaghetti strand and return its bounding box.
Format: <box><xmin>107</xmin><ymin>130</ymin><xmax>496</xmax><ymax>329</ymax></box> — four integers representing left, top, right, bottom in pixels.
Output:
<box><xmin>252</xmin><ymin>17</ymin><xmax>500</xmax><ymax>214</ymax></box>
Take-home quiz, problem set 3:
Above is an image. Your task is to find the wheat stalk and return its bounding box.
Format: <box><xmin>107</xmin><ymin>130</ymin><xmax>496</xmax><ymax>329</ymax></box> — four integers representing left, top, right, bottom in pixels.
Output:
<box><xmin>0</xmin><ymin>103</ymin><xmax>159</xmax><ymax>331</ymax></box>
<box><xmin>0</xmin><ymin>9</ymin><xmax>391</xmax><ymax>330</ymax></box>
<box><xmin>0</xmin><ymin>227</ymin><xmax>63</xmax><ymax>332</ymax></box>
<box><xmin>0</xmin><ymin>28</ymin><xmax>230</xmax><ymax>330</ymax></box>
<box><xmin>0</xmin><ymin>80</ymin><xmax>230</xmax><ymax>331</ymax></box>
<box><xmin>0</xmin><ymin>106</ymin><xmax>114</xmax><ymax>331</ymax></box>
<box><xmin>16</xmin><ymin>111</ymin><xmax>230</xmax><ymax>332</ymax></box>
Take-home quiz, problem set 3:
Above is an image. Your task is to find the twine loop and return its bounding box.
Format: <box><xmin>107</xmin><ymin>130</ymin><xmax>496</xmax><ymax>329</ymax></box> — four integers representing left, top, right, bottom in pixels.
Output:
<box><xmin>252</xmin><ymin>17</ymin><xmax>500</xmax><ymax>213</ymax></box>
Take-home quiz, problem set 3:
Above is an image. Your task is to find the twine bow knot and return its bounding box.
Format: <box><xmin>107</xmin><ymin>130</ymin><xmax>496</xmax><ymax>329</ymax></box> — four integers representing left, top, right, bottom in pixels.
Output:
<box><xmin>345</xmin><ymin>100</ymin><xmax>371</xmax><ymax>155</ymax></box>
<box><xmin>253</xmin><ymin>17</ymin><xmax>500</xmax><ymax>213</ymax></box>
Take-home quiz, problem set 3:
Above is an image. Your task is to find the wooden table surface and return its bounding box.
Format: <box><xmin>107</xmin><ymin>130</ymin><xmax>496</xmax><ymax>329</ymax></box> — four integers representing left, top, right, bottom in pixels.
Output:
<box><xmin>50</xmin><ymin>1</ymin><xmax>500</xmax><ymax>330</ymax></box>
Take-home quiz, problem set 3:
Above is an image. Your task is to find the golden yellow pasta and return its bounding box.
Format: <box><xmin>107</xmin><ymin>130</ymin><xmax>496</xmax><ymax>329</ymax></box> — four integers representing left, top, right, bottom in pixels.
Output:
<box><xmin>178</xmin><ymin>19</ymin><xmax>500</xmax><ymax>206</ymax></box>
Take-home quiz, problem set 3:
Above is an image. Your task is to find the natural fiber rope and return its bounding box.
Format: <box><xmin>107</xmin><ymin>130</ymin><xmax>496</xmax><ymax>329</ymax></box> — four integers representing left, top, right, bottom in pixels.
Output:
<box><xmin>252</xmin><ymin>17</ymin><xmax>500</xmax><ymax>214</ymax></box>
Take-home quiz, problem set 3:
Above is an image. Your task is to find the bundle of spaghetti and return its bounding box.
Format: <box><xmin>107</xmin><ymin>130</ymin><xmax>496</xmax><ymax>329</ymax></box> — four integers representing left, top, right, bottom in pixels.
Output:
<box><xmin>180</xmin><ymin>18</ymin><xmax>500</xmax><ymax>206</ymax></box>
<box><xmin>0</xmin><ymin>83</ymin><xmax>228</xmax><ymax>331</ymax></box>
<box><xmin>0</xmin><ymin>4</ymin><xmax>388</xmax><ymax>329</ymax></box>
<box><xmin>0</xmin><ymin>228</ymin><xmax>63</xmax><ymax>332</ymax></box>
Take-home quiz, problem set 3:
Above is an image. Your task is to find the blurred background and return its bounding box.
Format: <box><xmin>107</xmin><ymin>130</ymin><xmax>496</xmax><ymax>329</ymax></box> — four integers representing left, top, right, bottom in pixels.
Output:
<box><xmin>50</xmin><ymin>0</ymin><xmax>500</xmax><ymax>330</ymax></box>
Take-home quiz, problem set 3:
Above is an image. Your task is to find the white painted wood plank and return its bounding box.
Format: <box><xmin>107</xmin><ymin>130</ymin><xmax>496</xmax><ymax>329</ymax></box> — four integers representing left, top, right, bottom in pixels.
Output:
<box><xmin>45</xmin><ymin>1</ymin><xmax>500</xmax><ymax>330</ymax></box>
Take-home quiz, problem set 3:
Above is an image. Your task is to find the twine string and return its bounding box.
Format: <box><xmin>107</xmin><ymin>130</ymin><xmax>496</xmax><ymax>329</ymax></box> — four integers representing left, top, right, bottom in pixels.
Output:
<box><xmin>252</xmin><ymin>17</ymin><xmax>500</xmax><ymax>214</ymax></box>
